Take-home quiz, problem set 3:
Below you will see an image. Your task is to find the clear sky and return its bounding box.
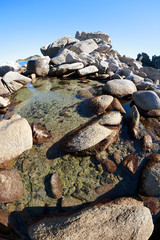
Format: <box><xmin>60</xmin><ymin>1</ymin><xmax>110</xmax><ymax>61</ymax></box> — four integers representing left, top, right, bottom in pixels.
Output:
<box><xmin>0</xmin><ymin>0</ymin><xmax>160</xmax><ymax>64</ymax></box>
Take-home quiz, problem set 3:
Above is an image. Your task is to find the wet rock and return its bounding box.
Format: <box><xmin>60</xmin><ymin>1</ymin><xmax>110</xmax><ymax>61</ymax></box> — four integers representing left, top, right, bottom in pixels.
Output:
<box><xmin>113</xmin><ymin>152</ymin><xmax>122</xmax><ymax>164</ymax></box>
<box><xmin>0</xmin><ymin>169</ymin><xmax>23</xmax><ymax>203</ymax></box>
<box><xmin>0</xmin><ymin>61</ymin><xmax>21</xmax><ymax>77</ymax></box>
<box><xmin>95</xmin><ymin>183</ymin><xmax>115</xmax><ymax>195</ymax></box>
<box><xmin>96</xmin><ymin>150</ymin><xmax>108</xmax><ymax>164</ymax></box>
<box><xmin>141</xmin><ymin>196</ymin><xmax>159</xmax><ymax>215</ymax></box>
<box><xmin>128</xmin><ymin>105</ymin><xmax>140</xmax><ymax>138</ymax></box>
<box><xmin>103</xmin><ymin>79</ymin><xmax>137</xmax><ymax>98</ymax></box>
<box><xmin>0</xmin><ymin>96</ymin><xmax>10</xmax><ymax>108</ymax></box>
<box><xmin>27</xmin><ymin>56</ymin><xmax>50</xmax><ymax>77</ymax></box>
<box><xmin>87</xmin><ymin>95</ymin><xmax>113</xmax><ymax>115</ymax></box>
<box><xmin>70</xmin><ymin>39</ymin><xmax>98</xmax><ymax>54</ymax></box>
<box><xmin>123</xmin><ymin>153</ymin><xmax>138</xmax><ymax>174</ymax></box>
<box><xmin>28</xmin><ymin>205</ymin><xmax>153</xmax><ymax>240</ymax></box>
<box><xmin>56</xmin><ymin>62</ymin><xmax>84</xmax><ymax>76</ymax></box>
<box><xmin>77</xmin><ymin>65</ymin><xmax>98</xmax><ymax>76</ymax></box>
<box><xmin>50</xmin><ymin>172</ymin><xmax>62</xmax><ymax>199</ymax></box>
<box><xmin>104</xmin><ymin>159</ymin><xmax>117</xmax><ymax>173</ymax></box>
<box><xmin>31</xmin><ymin>122</ymin><xmax>51</xmax><ymax>144</ymax></box>
<box><xmin>61</xmin><ymin>196</ymin><xmax>83</xmax><ymax>211</ymax></box>
<box><xmin>140</xmin><ymin>134</ymin><xmax>153</xmax><ymax>152</ymax></box>
<box><xmin>138</xmin><ymin>154</ymin><xmax>160</xmax><ymax>196</ymax></box>
<box><xmin>0</xmin><ymin>114</ymin><xmax>33</xmax><ymax>168</ymax></box>
<box><xmin>133</xmin><ymin>90</ymin><xmax>160</xmax><ymax>111</ymax></box>
<box><xmin>75</xmin><ymin>31</ymin><xmax>111</xmax><ymax>43</ymax></box>
<box><xmin>110</xmin><ymin>97</ymin><xmax>126</xmax><ymax>114</ymax></box>
<box><xmin>147</xmin><ymin>109</ymin><xmax>160</xmax><ymax>117</ymax></box>
<box><xmin>41</xmin><ymin>36</ymin><xmax>79</xmax><ymax>58</ymax></box>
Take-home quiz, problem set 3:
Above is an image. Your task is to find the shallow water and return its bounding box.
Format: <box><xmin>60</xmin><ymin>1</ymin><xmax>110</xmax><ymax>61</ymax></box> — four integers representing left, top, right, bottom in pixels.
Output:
<box><xmin>0</xmin><ymin>77</ymin><xmax>160</xmax><ymax>218</ymax></box>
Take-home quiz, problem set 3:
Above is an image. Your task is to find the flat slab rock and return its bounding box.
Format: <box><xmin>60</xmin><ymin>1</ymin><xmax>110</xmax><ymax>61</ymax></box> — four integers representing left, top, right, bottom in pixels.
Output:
<box><xmin>60</xmin><ymin>112</ymin><xmax>121</xmax><ymax>153</ymax></box>
<box><xmin>28</xmin><ymin>205</ymin><xmax>153</xmax><ymax>240</ymax></box>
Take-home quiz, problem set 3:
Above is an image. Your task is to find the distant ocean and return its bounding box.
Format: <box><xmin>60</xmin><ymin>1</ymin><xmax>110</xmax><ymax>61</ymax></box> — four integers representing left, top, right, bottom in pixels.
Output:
<box><xmin>18</xmin><ymin>60</ymin><xmax>28</xmax><ymax>66</ymax></box>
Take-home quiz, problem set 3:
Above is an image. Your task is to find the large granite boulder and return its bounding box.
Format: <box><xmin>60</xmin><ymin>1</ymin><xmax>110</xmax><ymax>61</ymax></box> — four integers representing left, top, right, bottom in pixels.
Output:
<box><xmin>0</xmin><ymin>169</ymin><xmax>23</xmax><ymax>203</ymax></box>
<box><xmin>133</xmin><ymin>90</ymin><xmax>160</xmax><ymax>111</ymax></box>
<box><xmin>60</xmin><ymin>112</ymin><xmax>121</xmax><ymax>154</ymax></box>
<box><xmin>75</xmin><ymin>31</ymin><xmax>111</xmax><ymax>44</ymax></box>
<box><xmin>103</xmin><ymin>79</ymin><xmax>137</xmax><ymax>98</ymax></box>
<box><xmin>27</xmin><ymin>56</ymin><xmax>50</xmax><ymax>76</ymax></box>
<box><xmin>70</xmin><ymin>39</ymin><xmax>98</xmax><ymax>54</ymax></box>
<box><xmin>28</xmin><ymin>205</ymin><xmax>153</xmax><ymax>240</ymax></box>
<box><xmin>0</xmin><ymin>61</ymin><xmax>21</xmax><ymax>77</ymax></box>
<box><xmin>138</xmin><ymin>154</ymin><xmax>160</xmax><ymax>196</ymax></box>
<box><xmin>40</xmin><ymin>36</ymin><xmax>79</xmax><ymax>58</ymax></box>
<box><xmin>0</xmin><ymin>71</ymin><xmax>31</xmax><ymax>96</ymax></box>
<box><xmin>0</xmin><ymin>114</ymin><xmax>33</xmax><ymax>168</ymax></box>
<box><xmin>78</xmin><ymin>52</ymin><xmax>97</xmax><ymax>65</ymax></box>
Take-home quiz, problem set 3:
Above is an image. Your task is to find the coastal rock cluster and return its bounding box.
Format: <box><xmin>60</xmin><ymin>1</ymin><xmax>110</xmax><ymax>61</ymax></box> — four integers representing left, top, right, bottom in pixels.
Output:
<box><xmin>0</xmin><ymin>30</ymin><xmax>159</xmax><ymax>239</ymax></box>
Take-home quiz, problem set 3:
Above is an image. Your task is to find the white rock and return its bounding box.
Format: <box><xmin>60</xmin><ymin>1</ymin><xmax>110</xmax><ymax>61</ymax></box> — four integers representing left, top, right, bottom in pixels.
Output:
<box><xmin>0</xmin><ymin>61</ymin><xmax>21</xmax><ymax>77</ymax></box>
<box><xmin>77</xmin><ymin>65</ymin><xmax>98</xmax><ymax>76</ymax></box>
<box><xmin>70</xmin><ymin>39</ymin><xmax>98</xmax><ymax>54</ymax></box>
<box><xmin>108</xmin><ymin>62</ymin><xmax>119</xmax><ymax>72</ymax></box>
<box><xmin>103</xmin><ymin>79</ymin><xmax>137</xmax><ymax>98</ymax></box>
<box><xmin>75</xmin><ymin>31</ymin><xmax>111</xmax><ymax>43</ymax></box>
<box><xmin>50</xmin><ymin>49</ymin><xmax>70</xmax><ymax>65</ymax></box>
<box><xmin>3</xmin><ymin>71</ymin><xmax>31</xmax><ymax>85</ymax></box>
<box><xmin>127</xmin><ymin>74</ymin><xmax>144</xmax><ymax>85</ymax></box>
<box><xmin>0</xmin><ymin>96</ymin><xmax>10</xmax><ymax>108</ymax></box>
<box><xmin>0</xmin><ymin>114</ymin><xmax>33</xmax><ymax>165</ymax></box>
<box><xmin>56</xmin><ymin>62</ymin><xmax>84</xmax><ymax>75</ymax></box>
<box><xmin>99</xmin><ymin>111</ymin><xmax>122</xmax><ymax>125</ymax></box>
<box><xmin>79</xmin><ymin>52</ymin><xmax>96</xmax><ymax>65</ymax></box>
<box><xmin>98</xmin><ymin>60</ymin><xmax>109</xmax><ymax>73</ymax></box>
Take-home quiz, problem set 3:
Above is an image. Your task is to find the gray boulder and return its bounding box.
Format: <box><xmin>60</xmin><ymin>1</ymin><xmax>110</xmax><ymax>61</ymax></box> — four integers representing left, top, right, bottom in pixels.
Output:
<box><xmin>136</xmin><ymin>81</ymin><xmax>153</xmax><ymax>90</ymax></box>
<box><xmin>127</xmin><ymin>74</ymin><xmax>144</xmax><ymax>85</ymax></box>
<box><xmin>75</xmin><ymin>31</ymin><xmax>111</xmax><ymax>43</ymax></box>
<box><xmin>77</xmin><ymin>65</ymin><xmax>98</xmax><ymax>76</ymax></box>
<box><xmin>40</xmin><ymin>36</ymin><xmax>79</xmax><ymax>58</ymax></box>
<box><xmin>0</xmin><ymin>61</ymin><xmax>21</xmax><ymax>77</ymax></box>
<box><xmin>143</xmin><ymin>67</ymin><xmax>160</xmax><ymax>81</ymax></box>
<box><xmin>28</xmin><ymin>205</ymin><xmax>153</xmax><ymax>240</ymax></box>
<box><xmin>98</xmin><ymin>60</ymin><xmax>109</xmax><ymax>73</ymax></box>
<box><xmin>138</xmin><ymin>154</ymin><xmax>160</xmax><ymax>196</ymax></box>
<box><xmin>99</xmin><ymin>111</ymin><xmax>122</xmax><ymax>125</ymax></box>
<box><xmin>0</xmin><ymin>114</ymin><xmax>33</xmax><ymax>167</ymax></box>
<box><xmin>133</xmin><ymin>90</ymin><xmax>160</xmax><ymax>111</ymax></box>
<box><xmin>78</xmin><ymin>52</ymin><xmax>97</xmax><ymax>65</ymax></box>
<box><xmin>50</xmin><ymin>49</ymin><xmax>70</xmax><ymax>65</ymax></box>
<box><xmin>70</xmin><ymin>39</ymin><xmax>98</xmax><ymax>54</ymax></box>
<box><xmin>27</xmin><ymin>56</ymin><xmax>50</xmax><ymax>76</ymax></box>
<box><xmin>88</xmin><ymin>95</ymin><xmax>113</xmax><ymax>114</ymax></box>
<box><xmin>103</xmin><ymin>79</ymin><xmax>137</xmax><ymax>98</ymax></box>
<box><xmin>0</xmin><ymin>71</ymin><xmax>31</xmax><ymax>96</ymax></box>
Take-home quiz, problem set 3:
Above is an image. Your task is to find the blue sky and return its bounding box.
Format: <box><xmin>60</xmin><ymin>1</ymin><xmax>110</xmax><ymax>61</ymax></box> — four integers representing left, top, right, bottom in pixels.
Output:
<box><xmin>0</xmin><ymin>0</ymin><xmax>160</xmax><ymax>64</ymax></box>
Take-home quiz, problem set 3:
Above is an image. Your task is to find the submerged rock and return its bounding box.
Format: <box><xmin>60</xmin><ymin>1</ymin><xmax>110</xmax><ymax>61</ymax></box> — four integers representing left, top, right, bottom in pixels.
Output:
<box><xmin>0</xmin><ymin>169</ymin><xmax>23</xmax><ymax>203</ymax></box>
<box><xmin>128</xmin><ymin>105</ymin><xmax>140</xmax><ymax>138</ymax></box>
<box><xmin>123</xmin><ymin>153</ymin><xmax>138</xmax><ymax>174</ymax></box>
<box><xmin>28</xmin><ymin>205</ymin><xmax>153</xmax><ymax>240</ymax></box>
<box><xmin>138</xmin><ymin>154</ymin><xmax>160</xmax><ymax>196</ymax></box>
<box><xmin>140</xmin><ymin>134</ymin><xmax>153</xmax><ymax>152</ymax></box>
<box><xmin>31</xmin><ymin>122</ymin><xmax>51</xmax><ymax>144</ymax></box>
<box><xmin>0</xmin><ymin>114</ymin><xmax>33</xmax><ymax>168</ymax></box>
<box><xmin>103</xmin><ymin>79</ymin><xmax>137</xmax><ymax>98</ymax></box>
<box><xmin>50</xmin><ymin>172</ymin><xmax>62</xmax><ymax>199</ymax></box>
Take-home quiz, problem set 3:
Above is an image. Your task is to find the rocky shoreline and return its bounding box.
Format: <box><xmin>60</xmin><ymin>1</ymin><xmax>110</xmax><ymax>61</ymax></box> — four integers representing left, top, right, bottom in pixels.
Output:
<box><xmin>0</xmin><ymin>31</ymin><xmax>160</xmax><ymax>239</ymax></box>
